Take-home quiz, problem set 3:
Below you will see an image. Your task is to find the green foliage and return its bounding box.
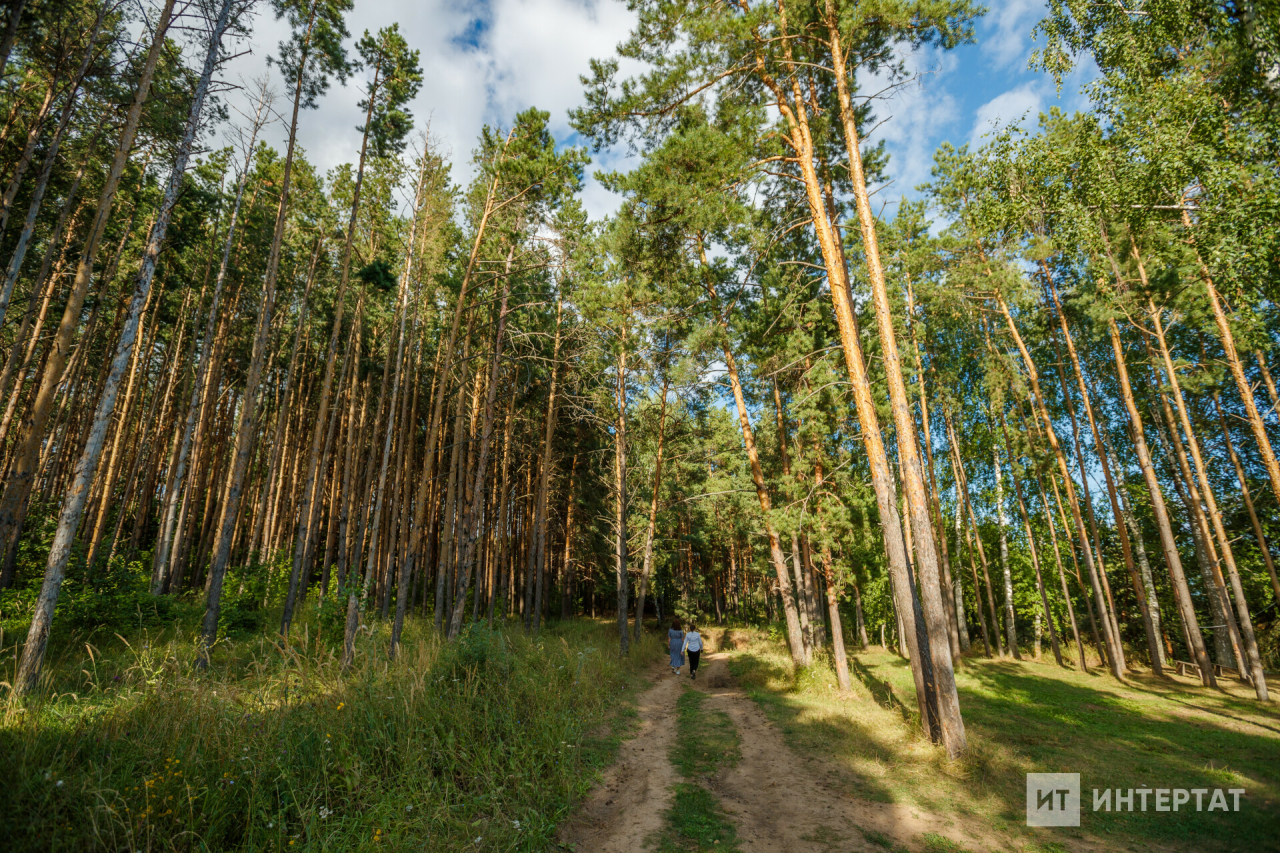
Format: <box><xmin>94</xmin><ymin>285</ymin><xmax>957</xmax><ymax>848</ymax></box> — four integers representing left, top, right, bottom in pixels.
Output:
<box><xmin>354</xmin><ymin>24</ymin><xmax>423</xmax><ymax>158</ymax></box>
<box><xmin>355</xmin><ymin>258</ymin><xmax>397</xmax><ymax>293</ymax></box>
<box><xmin>0</xmin><ymin>619</ymin><xmax>663</xmax><ymax>852</ymax></box>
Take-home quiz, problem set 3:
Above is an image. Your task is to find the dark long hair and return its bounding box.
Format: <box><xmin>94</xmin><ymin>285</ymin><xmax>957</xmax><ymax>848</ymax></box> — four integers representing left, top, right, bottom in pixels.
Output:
<box><xmin>671</xmin><ymin>620</ymin><xmax>682</xmax><ymax>632</ymax></box>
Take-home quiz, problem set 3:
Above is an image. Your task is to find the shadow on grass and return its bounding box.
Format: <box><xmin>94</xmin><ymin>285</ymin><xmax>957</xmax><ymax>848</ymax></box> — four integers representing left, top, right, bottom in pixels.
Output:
<box><xmin>731</xmin><ymin>646</ymin><xmax>1280</xmax><ymax>852</ymax></box>
<box><xmin>848</xmin><ymin>656</ymin><xmax>911</xmax><ymax>720</ymax></box>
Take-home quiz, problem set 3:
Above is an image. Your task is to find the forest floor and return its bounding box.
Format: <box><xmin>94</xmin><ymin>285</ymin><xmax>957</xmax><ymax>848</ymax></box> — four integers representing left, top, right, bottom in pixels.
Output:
<box><xmin>560</xmin><ymin>628</ymin><xmax>1280</xmax><ymax>853</ymax></box>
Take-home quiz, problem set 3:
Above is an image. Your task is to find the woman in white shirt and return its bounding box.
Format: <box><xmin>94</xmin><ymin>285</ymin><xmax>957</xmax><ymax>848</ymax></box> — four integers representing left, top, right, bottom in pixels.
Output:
<box><xmin>682</xmin><ymin>624</ymin><xmax>703</xmax><ymax>680</ymax></box>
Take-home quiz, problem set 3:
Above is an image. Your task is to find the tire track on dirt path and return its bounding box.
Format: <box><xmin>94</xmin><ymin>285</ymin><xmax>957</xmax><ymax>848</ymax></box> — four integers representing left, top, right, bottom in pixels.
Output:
<box><xmin>694</xmin><ymin>651</ymin><xmax>995</xmax><ymax>853</ymax></box>
<box><xmin>558</xmin><ymin>659</ymin><xmax>684</xmax><ymax>852</ymax></box>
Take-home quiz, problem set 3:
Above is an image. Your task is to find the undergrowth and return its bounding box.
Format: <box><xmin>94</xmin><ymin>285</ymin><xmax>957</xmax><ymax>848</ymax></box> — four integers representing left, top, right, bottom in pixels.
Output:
<box><xmin>0</xmin><ymin>613</ymin><xmax>660</xmax><ymax>851</ymax></box>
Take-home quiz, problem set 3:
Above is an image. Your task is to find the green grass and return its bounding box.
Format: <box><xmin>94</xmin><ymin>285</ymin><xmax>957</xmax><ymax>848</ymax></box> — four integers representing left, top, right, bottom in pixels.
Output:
<box><xmin>670</xmin><ymin>688</ymin><xmax>741</xmax><ymax>778</ymax></box>
<box><xmin>0</xmin><ymin>611</ymin><xmax>661</xmax><ymax>852</ymax></box>
<box><xmin>920</xmin><ymin>831</ymin><xmax>973</xmax><ymax>853</ymax></box>
<box><xmin>654</xmin><ymin>783</ymin><xmax>739</xmax><ymax>853</ymax></box>
<box><xmin>858</xmin><ymin>825</ymin><xmax>895</xmax><ymax>847</ymax></box>
<box><xmin>724</xmin><ymin>628</ymin><xmax>1280</xmax><ymax>852</ymax></box>
<box><xmin>651</xmin><ymin>685</ymin><xmax>742</xmax><ymax>853</ymax></box>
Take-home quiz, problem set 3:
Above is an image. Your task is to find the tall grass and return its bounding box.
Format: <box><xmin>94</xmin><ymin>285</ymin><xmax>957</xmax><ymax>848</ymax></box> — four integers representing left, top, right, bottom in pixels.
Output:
<box><xmin>1</xmin><ymin>614</ymin><xmax>661</xmax><ymax>851</ymax></box>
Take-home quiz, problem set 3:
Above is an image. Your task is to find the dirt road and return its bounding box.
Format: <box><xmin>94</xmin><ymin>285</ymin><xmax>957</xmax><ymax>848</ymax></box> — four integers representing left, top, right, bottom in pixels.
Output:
<box><xmin>559</xmin><ymin>649</ymin><xmax>1013</xmax><ymax>853</ymax></box>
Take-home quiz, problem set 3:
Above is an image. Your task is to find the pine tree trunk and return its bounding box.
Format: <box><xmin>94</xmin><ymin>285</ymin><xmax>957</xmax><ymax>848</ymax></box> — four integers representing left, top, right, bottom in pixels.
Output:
<box><xmin>749</xmin><ymin>17</ymin><xmax>942</xmax><ymax>742</ymax></box>
<box><xmin>1042</xmin><ymin>269</ymin><xmax>1161</xmax><ymax>672</ymax></box>
<box><xmin>15</xmin><ymin>0</ymin><xmax>230</xmax><ymax>694</ymax></box>
<box><xmin>531</xmin><ymin>291</ymin><xmax>564</xmax><ymax>633</ymax></box>
<box><xmin>1143</xmin><ymin>296</ymin><xmax>1267</xmax><ymax>697</ymax></box>
<box><xmin>998</xmin><ymin>409</ymin><xmax>1063</xmax><ymax>667</ymax></box>
<box><xmin>1035</xmin><ymin>473</ymin><xmax>1086</xmax><ymax>669</ymax></box>
<box><xmin>283</xmin><ymin>56</ymin><xmax>391</xmax><ymax>635</ymax></box>
<box><xmin>614</xmin><ymin>343</ymin><xmax>630</xmax><ymax>656</ymax></box>
<box><xmin>0</xmin><ymin>0</ymin><xmax>176</xmax><ymax>568</ymax></box>
<box><xmin>698</xmin><ymin>245</ymin><xmax>806</xmax><ymax>667</ymax></box>
<box><xmin>991</xmin><ymin>441</ymin><xmax>1020</xmax><ymax>659</ymax></box>
<box><xmin>1106</xmin><ymin>316</ymin><xmax>1216</xmax><ymax>685</ymax></box>
<box><xmin>0</xmin><ymin>8</ymin><xmax>105</xmax><ymax>330</ymax></box>
<box><xmin>1214</xmin><ymin>391</ymin><xmax>1280</xmax><ymax>604</ymax></box>
<box><xmin>947</xmin><ymin>414</ymin><xmax>999</xmax><ymax>656</ymax></box>
<box><xmin>446</xmin><ymin>274</ymin><xmax>512</xmax><ymax>639</ymax></box>
<box><xmin>994</xmin><ymin>293</ymin><xmax>1124</xmax><ymax>679</ymax></box>
<box><xmin>817</xmin><ymin>4</ymin><xmax>962</xmax><ymax>754</ymax></box>
<box><xmin>634</xmin><ymin>372</ymin><xmax>668</xmax><ymax>640</ymax></box>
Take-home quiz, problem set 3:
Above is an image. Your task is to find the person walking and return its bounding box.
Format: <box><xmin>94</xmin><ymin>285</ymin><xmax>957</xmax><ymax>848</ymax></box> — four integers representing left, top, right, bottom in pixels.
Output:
<box><xmin>683</xmin><ymin>623</ymin><xmax>703</xmax><ymax>680</ymax></box>
<box><xmin>668</xmin><ymin>620</ymin><xmax>685</xmax><ymax>675</ymax></box>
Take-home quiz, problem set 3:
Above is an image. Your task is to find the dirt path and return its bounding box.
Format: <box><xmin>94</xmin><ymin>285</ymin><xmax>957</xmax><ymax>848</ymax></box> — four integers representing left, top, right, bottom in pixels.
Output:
<box><xmin>693</xmin><ymin>652</ymin><xmax>998</xmax><ymax>853</ymax></box>
<box><xmin>560</xmin><ymin>643</ymin><xmax>1141</xmax><ymax>853</ymax></box>
<box><xmin>561</xmin><ymin>648</ymin><xmax>1010</xmax><ymax>853</ymax></box>
<box><xmin>556</xmin><ymin>656</ymin><xmax>685</xmax><ymax>852</ymax></box>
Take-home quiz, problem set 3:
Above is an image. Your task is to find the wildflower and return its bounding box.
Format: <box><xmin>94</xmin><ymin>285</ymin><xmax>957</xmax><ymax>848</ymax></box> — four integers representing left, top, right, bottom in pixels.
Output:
<box><xmin>512</xmin><ymin>819</ymin><xmax>521</xmax><ymax>830</ymax></box>
<box><xmin>56</xmin><ymin>780</ymin><xmax>64</xmax><ymax>788</ymax></box>
<box><xmin>405</xmin><ymin>805</ymin><xmax>412</xmax><ymax>812</ymax></box>
<box><xmin>336</xmin><ymin>702</ymin><xmax>345</xmax><ymax>710</ymax></box>
<box><xmin>319</xmin><ymin>806</ymin><xmax>332</xmax><ymax>819</ymax></box>
<box><xmin>268</xmin><ymin>822</ymin><xmax>274</xmax><ymax>829</ymax></box>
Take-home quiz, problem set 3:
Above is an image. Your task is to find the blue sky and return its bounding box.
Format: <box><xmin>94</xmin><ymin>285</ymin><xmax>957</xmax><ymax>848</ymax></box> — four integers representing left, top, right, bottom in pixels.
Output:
<box><xmin>222</xmin><ymin>0</ymin><xmax>1094</xmax><ymax>220</ymax></box>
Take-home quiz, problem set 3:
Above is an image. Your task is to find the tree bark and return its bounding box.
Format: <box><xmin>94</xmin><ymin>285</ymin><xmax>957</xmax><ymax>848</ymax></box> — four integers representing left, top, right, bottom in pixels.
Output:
<box><xmin>1105</xmin><ymin>315</ymin><xmax>1215</xmax><ymax>685</ymax></box>
<box><xmin>634</xmin><ymin>371</ymin><xmax>669</xmax><ymax>640</ymax></box>
<box><xmin>0</xmin><ymin>0</ymin><xmax>176</xmax><ymax>568</ymax></box>
<box><xmin>16</xmin><ymin>0</ymin><xmax>230</xmax><ymax>693</ymax></box>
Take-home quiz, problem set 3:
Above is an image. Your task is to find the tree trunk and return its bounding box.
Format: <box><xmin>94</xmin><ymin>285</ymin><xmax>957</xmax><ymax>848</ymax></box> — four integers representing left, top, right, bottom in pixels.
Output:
<box><xmin>991</xmin><ymin>440</ymin><xmax>1019</xmax><ymax>659</ymax></box>
<box><xmin>531</xmin><ymin>292</ymin><xmax>564</xmax><ymax>633</ymax></box>
<box><xmin>0</xmin><ymin>0</ymin><xmax>176</xmax><ymax>569</ymax></box>
<box><xmin>994</xmin><ymin>292</ymin><xmax>1124</xmax><ymax>679</ymax></box>
<box><xmin>815</xmin><ymin>5</ymin><xmax>960</xmax><ymax>753</ymax></box>
<box><xmin>1105</xmin><ymin>315</ymin><xmax>1215</xmax><ymax>686</ymax></box>
<box><xmin>614</xmin><ymin>343</ymin><xmax>630</xmax><ymax>656</ymax></box>
<box><xmin>0</xmin><ymin>7</ymin><xmax>106</xmax><ymax>330</ymax></box>
<box><xmin>16</xmin><ymin>0</ymin><xmax>230</xmax><ymax>694</ymax></box>
<box><xmin>1142</xmin><ymin>293</ymin><xmax>1267</xmax><ymax>697</ymax></box>
<box><xmin>998</xmin><ymin>409</ymin><xmax>1063</xmax><ymax>667</ymax></box>
<box><xmin>698</xmin><ymin>242</ymin><xmax>806</xmax><ymax>667</ymax></box>
<box><xmin>1214</xmin><ymin>391</ymin><xmax>1280</xmax><ymax>604</ymax></box>
<box><xmin>446</xmin><ymin>274</ymin><xmax>512</xmax><ymax>639</ymax></box>
<box><xmin>634</xmin><ymin>371</ymin><xmax>669</xmax><ymax>640</ymax></box>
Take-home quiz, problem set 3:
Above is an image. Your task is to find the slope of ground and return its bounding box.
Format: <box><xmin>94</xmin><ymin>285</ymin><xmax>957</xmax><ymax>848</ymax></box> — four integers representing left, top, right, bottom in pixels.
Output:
<box><xmin>563</xmin><ymin>627</ymin><xmax>1280</xmax><ymax>853</ymax></box>
<box><xmin>725</xmin><ymin>628</ymin><xmax>1280</xmax><ymax>852</ymax></box>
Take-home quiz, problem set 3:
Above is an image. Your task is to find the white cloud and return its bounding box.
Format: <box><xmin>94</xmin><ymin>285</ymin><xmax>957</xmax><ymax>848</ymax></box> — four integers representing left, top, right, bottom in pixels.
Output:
<box><xmin>859</xmin><ymin>47</ymin><xmax>960</xmax><ymax>208</ymax></box>
<box><xmin>968</xmin><ymin>80</ymin><xmax>1045</xmax><ymax>149</ymax></box>
<box><xmin>983</xmin><ymin>0</ymin><xmax>1044</xmax><ymax>71</ymax></box>
<box><xmin>217</xmin><ymin>0</ymin><xmax>634</xmax><ymax>219</ymax></box>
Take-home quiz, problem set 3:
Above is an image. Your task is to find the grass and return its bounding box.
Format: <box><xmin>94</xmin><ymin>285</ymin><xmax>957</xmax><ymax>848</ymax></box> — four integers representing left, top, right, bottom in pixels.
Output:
<box><xmin>670</xmin><ymin>688</ymin><xmax>741</xmax><ymax>778</ymax></box>
<box><xmin>0</xmin><ymin>608</ymin><xmax>661</xmax><ymax>852</ymax></box>
<box><xmin>652</xmin><ymin>686</ymin><xmax>741</xmax><ymax>853</ymax></box>
<box><xmin>723</xmin><ymin>627</ymin><xmax>1280</xmax><ymax>852</ymax></box>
